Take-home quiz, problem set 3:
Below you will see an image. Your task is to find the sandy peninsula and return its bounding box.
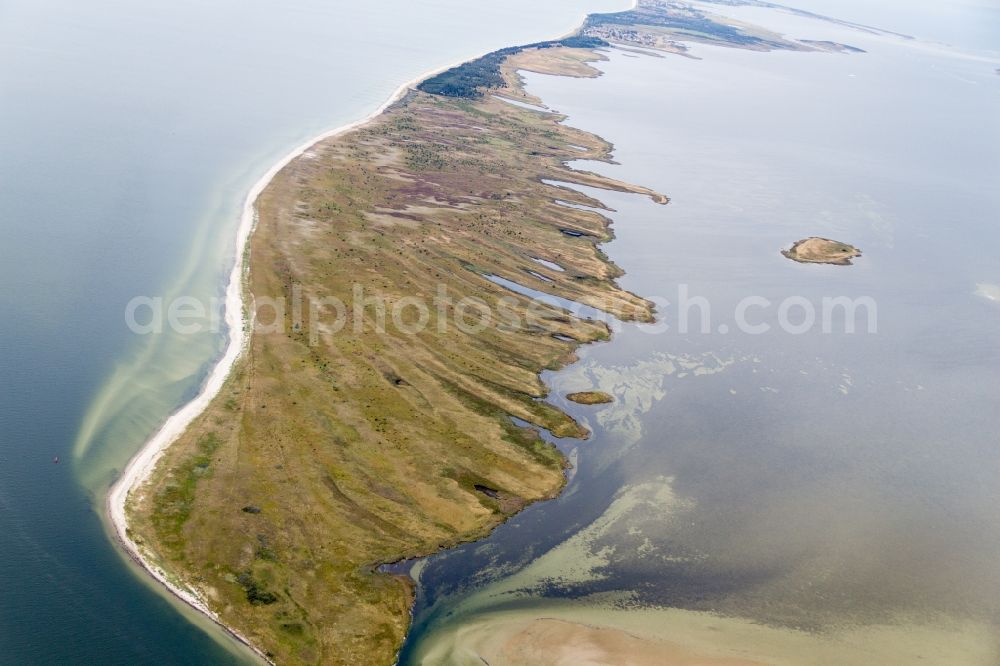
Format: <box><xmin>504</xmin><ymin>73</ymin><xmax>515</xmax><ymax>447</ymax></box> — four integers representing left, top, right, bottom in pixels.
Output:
<box><xmin>109</xmin><ymin>1</ymin><xmax>861</xmax><ymax>663</ymax></box>
<box><xmin>105</xmin><ymin>50</ymin><xmax>503</xmax><ymax>666</ymax></box>
<box><xmin>119</xmin><ymin>22</ymin><xmax>670</xmax><ymax>666</ymax></box>
<box><xmin>105</xmin><ymin>21</ymin><xmax>634</xmax><ymax>665</ymax></box>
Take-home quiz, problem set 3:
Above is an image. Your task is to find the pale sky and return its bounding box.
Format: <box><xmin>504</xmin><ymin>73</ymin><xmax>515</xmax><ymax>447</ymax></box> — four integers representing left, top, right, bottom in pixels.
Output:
<box><xmin>774</xmin><ymin>0</ymin><xmax>999</xmax><ymax>52</ymax></box>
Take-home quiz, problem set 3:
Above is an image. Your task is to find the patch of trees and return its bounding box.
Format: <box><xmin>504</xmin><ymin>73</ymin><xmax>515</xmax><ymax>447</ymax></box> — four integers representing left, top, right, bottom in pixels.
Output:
<box><xmin>418</xmin><ymin>35</ymin><xmax>608</xmax><ymax>99</ymax></box>
<box><xmin>237</xmin><ymin>572</ymin><xmax>278</xmax><ymax>605</ymax></box>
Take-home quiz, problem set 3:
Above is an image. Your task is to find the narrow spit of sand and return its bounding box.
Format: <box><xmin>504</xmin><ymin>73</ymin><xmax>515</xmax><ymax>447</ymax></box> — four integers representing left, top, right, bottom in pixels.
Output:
<box><xmin>102</xmin><ymin>3</ymin><xmax>632</xmax><ymax>659</ymax></box>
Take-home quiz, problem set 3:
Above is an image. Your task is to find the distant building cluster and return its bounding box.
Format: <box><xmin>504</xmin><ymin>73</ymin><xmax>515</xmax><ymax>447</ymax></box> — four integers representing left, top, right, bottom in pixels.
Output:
<box><xmin>583</xmin><ymin>26</ymin><xmax>671</xmax><ymax>50</ymax></box>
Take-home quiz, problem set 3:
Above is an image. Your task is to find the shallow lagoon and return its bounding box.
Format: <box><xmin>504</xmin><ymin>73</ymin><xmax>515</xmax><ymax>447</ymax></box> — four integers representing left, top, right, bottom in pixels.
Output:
<box><xmin>401</xmin><ymin>5</ymin><xmax>1000</xmax><ymax>663</ymax></box>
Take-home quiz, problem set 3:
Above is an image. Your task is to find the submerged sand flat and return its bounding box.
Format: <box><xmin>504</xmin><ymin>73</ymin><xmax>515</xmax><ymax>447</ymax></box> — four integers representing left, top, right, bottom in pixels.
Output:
<box><xmin>409</xmin><ymin>470</ymin><xmax>1000</xmax><ymax>664</ymax></box>
<box><xmin>471</xmin><ymin>617</ymin><xmax>765</xmax><ymax>666</ymax></box>
<box><xmin>416</xmin><ymin>603</ymin><xmax>999</xmax><ymax>665</ymax></box>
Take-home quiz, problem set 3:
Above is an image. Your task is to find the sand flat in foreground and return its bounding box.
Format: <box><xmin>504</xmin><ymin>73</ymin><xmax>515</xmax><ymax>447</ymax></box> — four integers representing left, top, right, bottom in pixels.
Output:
<box><xmin>416</xmin><ymin>603</ymin><xmax>999</xmax><ymax>665</ymax></box>
<box><xmin>482</xmin><ymin>617</ymin><xmax>764</xmax><ymax>666</ymax></box>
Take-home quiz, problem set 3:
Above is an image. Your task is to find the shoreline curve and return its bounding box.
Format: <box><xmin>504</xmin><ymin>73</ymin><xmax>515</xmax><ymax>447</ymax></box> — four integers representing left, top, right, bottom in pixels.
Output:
<box><xmin>102</xmin><ymin>3</ymin><xmax>635</xmax><ymax>662</ymax></box>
